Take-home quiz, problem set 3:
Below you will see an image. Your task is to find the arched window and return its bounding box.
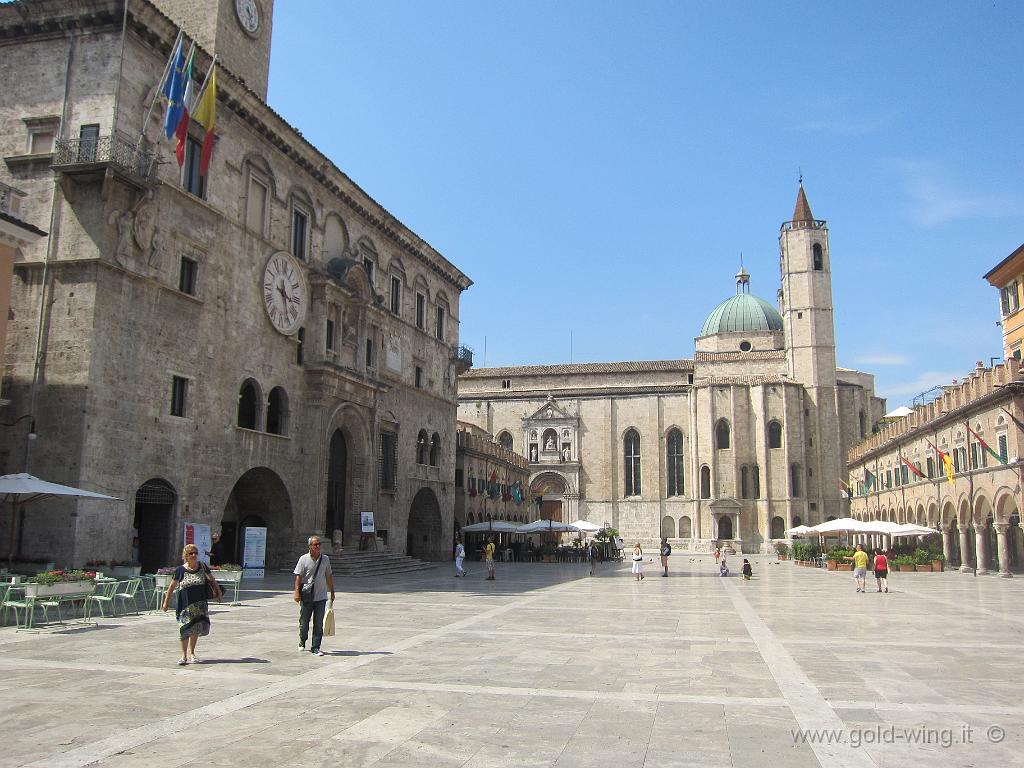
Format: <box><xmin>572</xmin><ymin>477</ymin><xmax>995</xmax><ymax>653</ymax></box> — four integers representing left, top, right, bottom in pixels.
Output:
<box><xmin>623</xmin><ymin>429</ymin><xmax>641</xmax><ymax>496</ymax></box>
<box><xmin>793</xmin><ymin>515</ymin><xmax>802</xmax><ymax>527</ymax></box>
<box><xmin>666</xmin><ymin>429</ymin><xmax>684</xmax><ymax>496</ymax></box>
<box><xmin>715</xmin><ymin>419</ymin><xmax>730</xmax><ymax>450</ymax></box>
<box><xmin>859</xmin><ymin>410</ymin><xmax>866</xmax><ymax>438</ymax></box>
<box><xmin>661</xmin><ymin>516</ymin><xmax>675</xmax><ymax>538</ymax></box>
<box><xmin>752</xmin><ymin>464</ymin><xmax>760</xmax><ymax>499</ymax></box>
<box><xmin>497</xmin><ymin>431</ymin><xmax>513</xmax><ymax>452</ymax></box>
<box><xmin>740</xmin><ymin>466</ymin><xmax>750</xmax><ymax>499</ymax></box>
<box><xmin>237</xmin><ymin>379</ymin><xmax>260</xmax><ymax>430</ymax></box>
<box><xmin>542</xmin><ymin>428</ymin><xmax>558</xmax><ymax>452</ymax></box>
<box><xmin>767</xmin><ymin>420</ymin><xmax>782</xmax><ymax>449</ymax></box>
<box><xmin>266</xmin><ymin>387</ymin><xmax>288</xmax><ymax>435</ymax></box>
<box><xmin>790</xmin><ymin>463</ymin><xmax>801</xmax><ymax>497</ymax></box>
<box><xmin>417</xmin><ymin>430</ymin><xmax>429</xmax><ymax>465</ymax></box>
<box><xmin>812</xmin><ymin>242</ymin><xmax>823</xmax><ymax>270</ymax></box>
<box><xmin>700</xmin><ymin>465</ymin><xmax>711</xmax><ymax>499</ymax></box>
<box><xmin>429</xmin><ymin>432</ymin><xmax>441</xmax><ymax>467</ymax></box>
<box><xmin>770</xmin><ymin>516</ymin><xmax>785</xmax><ymax>539</ymax></box>
<box><xmin>679</xmin><ymin>516</ymin><xmax>692</xmax><ymax>538</ymax></box>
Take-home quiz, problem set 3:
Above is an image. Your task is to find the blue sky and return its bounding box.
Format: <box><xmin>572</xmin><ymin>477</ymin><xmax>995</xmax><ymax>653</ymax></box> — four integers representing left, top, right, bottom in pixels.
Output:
<box><xmin>267</xmin><ymin>1</ymin><xmax>1022</xmax><ymax>407</ymax></box>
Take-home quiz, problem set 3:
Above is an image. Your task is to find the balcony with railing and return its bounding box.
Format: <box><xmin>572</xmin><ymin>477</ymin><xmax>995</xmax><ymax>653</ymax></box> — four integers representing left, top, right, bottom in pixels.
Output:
<box><xmin>52</xmin><ymin>134</ymin><xmax>156</xmax><ymax>183</ymax></box>
<box><xmin>451</xmin><ymin>344</ymin><xmax>473</xmax><ymax>374</ymax></box>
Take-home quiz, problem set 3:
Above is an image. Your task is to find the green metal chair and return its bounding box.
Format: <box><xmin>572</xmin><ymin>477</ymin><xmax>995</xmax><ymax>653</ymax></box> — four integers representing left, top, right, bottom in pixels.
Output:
<box><xmin>85</xmin><ymin>579</ymin><xmax>119</xmax><ymax>619</ymax></box>
<box><xmin>114</xmin><ymin>577</ymin><xmax>142</xmax><ymax>615</ymax></box>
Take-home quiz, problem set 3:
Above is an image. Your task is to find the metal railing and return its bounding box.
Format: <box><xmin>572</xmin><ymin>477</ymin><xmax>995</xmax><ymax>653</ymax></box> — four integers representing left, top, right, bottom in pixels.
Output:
<box><xmin>451</xmin><ymin>345</ymin><xmax>473</xmax><ymax>369</ymax></box>
<box><xmin>53</xmin><ymin>134</ymin><xmax>156</xmax><ymax>181</ymax></box>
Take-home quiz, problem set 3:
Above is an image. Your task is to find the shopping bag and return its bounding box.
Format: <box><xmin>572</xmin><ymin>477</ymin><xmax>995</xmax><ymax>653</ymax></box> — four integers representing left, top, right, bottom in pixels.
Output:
<box><xmin>322</xmin><ymin>604</ymin><xmax>336</xmax><ymax>636</ymax></box>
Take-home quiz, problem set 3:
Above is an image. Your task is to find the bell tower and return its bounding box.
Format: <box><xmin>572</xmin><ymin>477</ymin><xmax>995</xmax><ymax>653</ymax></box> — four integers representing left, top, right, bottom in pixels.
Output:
<box><xmin>152</xmin><ymin>0</ymin><xmax>274</xmax><ymax>101</ymax></box>
<box><xmin>779</xmin><ymin>182</ymin><xmax>841</xmax><ymax>522</ymax></box>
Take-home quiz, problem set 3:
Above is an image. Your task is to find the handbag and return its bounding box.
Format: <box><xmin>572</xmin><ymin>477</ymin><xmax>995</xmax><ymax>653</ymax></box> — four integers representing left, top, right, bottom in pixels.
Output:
<box><xmin>203</xmin><ymin>566</ymin><xmax>224</xmax><ymax>601</ymax></box>
<box><xmin>322</xmin><ymin>604</ymin><xmax>336</xmax><ymax>637</ymax></box>
<box><xmin>300</xmin><ymin>555</ymin><xmax>323</xmax><ymax>604</ymax></box>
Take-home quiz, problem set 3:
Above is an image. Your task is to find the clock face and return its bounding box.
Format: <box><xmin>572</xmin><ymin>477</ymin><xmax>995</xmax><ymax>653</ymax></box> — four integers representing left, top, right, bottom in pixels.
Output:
<box><xmin>262</xmin><ymin>252</ymin><xmax>306</xmax><ymax>335</ymax></box>
<box><xmin>235</xmin><ymin>0</ymin><xmax>260</xmax><ymax>33</ymax></box>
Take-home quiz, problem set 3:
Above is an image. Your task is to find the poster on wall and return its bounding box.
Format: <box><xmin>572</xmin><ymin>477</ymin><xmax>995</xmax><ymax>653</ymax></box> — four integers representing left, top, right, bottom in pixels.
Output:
<box><xmin>360</xmin><ymin>511</ymin><xmax>375</xmax><ymax>534</ymax></box>
<box><xmin>242</xmin><ymin>526</ymin><xmax>267</xmax><ymax>579</ymax></box>
<box><xmin>183</xmin><ymin>522</ymin><xmax>212</xmax><ymax>566</ymax></box>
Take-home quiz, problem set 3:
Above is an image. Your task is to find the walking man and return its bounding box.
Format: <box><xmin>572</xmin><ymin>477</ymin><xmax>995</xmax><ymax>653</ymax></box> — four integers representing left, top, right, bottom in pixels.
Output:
<box><xmin>293</xmin><ymin>536</ymin><xmax>335</xmax><ymax>656</ymax></box>
<box><xmin>588</xmin><ymin>539</ymin><xmax>599</xmax><ymax>575</ymax></box>
<box><xmin>660</xmin><ymin>537</ymin><xmax>671</xmax><ymax>577</ymax></box>
<box><xmin>484</xmin><ymin>536</ymin><xmax>496</xmax><ymax>580</ymax></box>
<box><xmin>454</xmin><ymin>537</ymin><xmax>467</xmax><ymax>577</ymax></box>
<box><xmin>845</xmin><ymin>544</ymin><xmax>869</xmax><ymax>592</ymax></box>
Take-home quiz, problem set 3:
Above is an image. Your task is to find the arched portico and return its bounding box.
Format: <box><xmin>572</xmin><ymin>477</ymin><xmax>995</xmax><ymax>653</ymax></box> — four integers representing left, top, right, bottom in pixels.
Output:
<box><xmin>222</xmin><ymin>467</ymin><xmax>293</xmax><ymax>569</ymax></box>
<box><xmin>133</xmin><ymin>478</ymin><xmax>177</xmax><ymax>574</ymax></box>
<box><xmin>407</xmin><ymin>487</ymin><xmax>444</xmax><ymax>560</ymax></box>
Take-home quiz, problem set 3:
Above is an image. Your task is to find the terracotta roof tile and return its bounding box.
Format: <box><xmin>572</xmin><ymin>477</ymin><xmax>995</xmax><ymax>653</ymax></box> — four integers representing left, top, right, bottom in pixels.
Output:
<box><xmin>461</xmin><ymin>360</ymin><xmax>694</xmax><ymax>378</ymax></box>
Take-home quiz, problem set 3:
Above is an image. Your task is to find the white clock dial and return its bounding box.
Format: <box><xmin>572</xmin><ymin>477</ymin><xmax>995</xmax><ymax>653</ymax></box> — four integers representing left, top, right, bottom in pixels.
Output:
<box><xmin>262</xmin><ymin>252</ymin><xmax>306</xmax><ymax>335</ymax></box>
<box><xmin>235</xmin><ymin>0</ymin><xmax>260</xmax><ymax>33</ymax></box>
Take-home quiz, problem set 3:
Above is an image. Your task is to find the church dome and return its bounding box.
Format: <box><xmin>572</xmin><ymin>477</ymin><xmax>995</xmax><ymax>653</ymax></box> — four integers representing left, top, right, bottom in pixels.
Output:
<box><xmin>700</xmin><ymin>269</ymin><xmax>783</xmax><ymax>335</ymax></box>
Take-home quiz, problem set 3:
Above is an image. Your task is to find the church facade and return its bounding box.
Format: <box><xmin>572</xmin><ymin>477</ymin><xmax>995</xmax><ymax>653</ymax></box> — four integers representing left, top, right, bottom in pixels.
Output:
<box><xmin>0</xmin><ymin>0</ymin><xmax>471</xmax><ymax>570</ymax></box>
<box><xmin>458</xmin><ymin>187</ymin><xmax>885</xmax><ymax>553</ymax></box>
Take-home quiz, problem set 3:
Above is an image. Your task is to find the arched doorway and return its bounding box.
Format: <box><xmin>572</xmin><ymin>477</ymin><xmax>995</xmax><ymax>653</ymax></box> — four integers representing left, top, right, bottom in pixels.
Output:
<box><xmin>326</xmin><ymin>430</ymin><xmax>347</xmax><ymax>541</ymax></box>
<box><xmin>718</xmin><ymin>516</ymin><xmax>734</xmax><ymax>540</ymax></box>
<box><xmin>407</xmin><ymin>487</ymin><xmax>443</xmax><ymax>560</ymax></box>
<box><xmin>133</xmin><ymin>479</ymin><xmax>176</xmax><ymax>574</ymax></box>
<box><xmin>223</xmin><ymin>468</ymin><xmax>292</xmax><ymax>569</ymax></box>
<box><xmin>530</xmin><ymin>473</ymin><xmax>567</xmax><ymax>522</ymax></box>
<box><xmin>770</xmin><ymin>516</ymin><xmax>785</xmax><ymax>539</ymax></box>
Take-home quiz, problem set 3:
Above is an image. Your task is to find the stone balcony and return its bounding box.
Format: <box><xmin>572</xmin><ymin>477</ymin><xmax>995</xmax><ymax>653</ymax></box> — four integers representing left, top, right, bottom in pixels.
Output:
<box><xmin>52</xmin><ymin>133</ymin><xmax>156</xmax><ymax>186</ymax></box>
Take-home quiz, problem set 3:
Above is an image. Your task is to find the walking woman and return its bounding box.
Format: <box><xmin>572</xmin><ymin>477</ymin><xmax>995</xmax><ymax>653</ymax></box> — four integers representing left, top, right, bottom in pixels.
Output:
<box><xmin>632</xmin><ymin>542</ymin><xmax>644</xmax><ymax>581</ymax></box>
<box><xmin>162</xmin><ymin>543</ymin><xmax>222</xmax><ymax>665</ymax></box>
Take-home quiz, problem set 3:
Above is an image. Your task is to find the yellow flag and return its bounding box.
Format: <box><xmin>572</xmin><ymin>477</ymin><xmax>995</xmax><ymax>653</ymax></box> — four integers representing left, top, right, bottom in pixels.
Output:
<box><xmin>193</xmin><ymin>68</ymin><xmax>217</xmax><ymax>175</ymax></box>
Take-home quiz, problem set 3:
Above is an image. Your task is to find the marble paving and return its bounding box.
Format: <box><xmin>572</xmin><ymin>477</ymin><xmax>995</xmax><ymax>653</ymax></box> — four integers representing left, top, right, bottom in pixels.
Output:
<box><xmin>1</xmin><ymin>556</ymin><xmax>1021</xmax><ymax>767</ymax></box>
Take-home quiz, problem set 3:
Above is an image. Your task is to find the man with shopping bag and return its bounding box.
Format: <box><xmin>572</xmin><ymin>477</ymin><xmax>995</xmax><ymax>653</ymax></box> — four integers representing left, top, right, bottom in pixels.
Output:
<box><xmin>293</xmin><ymin>536</ymin><xmax>335</xmax><ymax>657</ymax></box>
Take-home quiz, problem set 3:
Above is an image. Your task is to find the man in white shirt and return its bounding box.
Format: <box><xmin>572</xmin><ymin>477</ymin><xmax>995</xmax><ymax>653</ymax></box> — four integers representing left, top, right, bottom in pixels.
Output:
<box><xmin>293</xmin><ymin>536</ymin><xmax>335</xmax><ymax>656</ymax></box>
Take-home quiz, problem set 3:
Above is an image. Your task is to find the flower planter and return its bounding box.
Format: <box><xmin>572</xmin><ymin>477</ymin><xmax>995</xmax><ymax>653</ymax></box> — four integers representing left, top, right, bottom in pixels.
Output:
<box><xmin>898</xmin><ymin>564</ymin><xmax>916</xmax><ymax>573</ymax></box>
<box><xmin>542</xmin><ymin>555</ymin><xmax>555</xmax><ymax>563</ymax></box>
<box><xmin>24</xmin><ymin>580</ymin><xmax>94</xmax><ymax>598</ymax></box>
<box><xmin>153</xmin><ymin>573</ymin><xmax>174</xmax><ymax>590</ymax></box>
<box><xmin>931</xmin><ymin>560</ymin><xmax>943</xmax><ymax>572</ymax></box>
<box><xmin>210</xmin><ymin>569</ymin><xmax>242</xmax><ymax>583</ymax></box>
<box><xmin>836</xmin><ymin>563</ymin><xmax>853</xmax><ymax>572</ymax></box>
<box><xmin>826</xmin><ymin>560</ymin><xmax>837</xmax><ymax>571</ymax></box>
<box><xmin>108</xmin><ymin>565</ymin><xmax>141</xmax><ymax>578</ymax></box>
<box><xmin>915</xmin><ymin>564</ymin><xmax>932</xmax><ymax>572</ymax></box>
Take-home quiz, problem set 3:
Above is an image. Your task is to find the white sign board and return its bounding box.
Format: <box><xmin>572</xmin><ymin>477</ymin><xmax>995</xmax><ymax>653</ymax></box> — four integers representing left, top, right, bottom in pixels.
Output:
<box><xmin>385</xmin><ymin>334</ymin><xmax>402</xmax><ymax>373</ymax></box>
<box><xmin>360</xmin><ymin>511</ymin><xmax>375</xmax><ymax>534</ymax></box>
<box><xmin>183</xmin><ymin>522</ymin><xmax>211</xmax><ymax>566</ymax></box>
<box><xmin>242</xmin><ymin>526</ymin><xmax>267</xmax><ymax>579</ymax></box>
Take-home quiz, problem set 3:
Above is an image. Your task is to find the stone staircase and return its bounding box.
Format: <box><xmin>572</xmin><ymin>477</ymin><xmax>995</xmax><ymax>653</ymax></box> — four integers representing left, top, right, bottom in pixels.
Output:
<box><xmin>329</xmin><ymin>548</ymin><xmax>438</xmax><ymax>578</ymax></box>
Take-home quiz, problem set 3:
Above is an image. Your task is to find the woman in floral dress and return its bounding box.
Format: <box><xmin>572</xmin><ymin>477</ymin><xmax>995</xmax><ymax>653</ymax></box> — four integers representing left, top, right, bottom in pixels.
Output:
<box><xmin>161</xmin><ymin>544</ymin><xmax>221</xmax><ymax>665</ymax></box>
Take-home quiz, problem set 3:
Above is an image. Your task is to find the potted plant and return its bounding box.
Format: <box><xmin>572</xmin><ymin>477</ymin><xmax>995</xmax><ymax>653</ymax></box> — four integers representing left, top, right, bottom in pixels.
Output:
<box><xmin>108</xmin><ymin>560</ymin><xmax>142</xmax><ymax>578</ymax></box>
<box><xmin>912</xmin><ymin>548</ymin><xmax>933</xmax><ymax>573</ymax></box>
<box><xmin>774</xmin><ymin>541</ymin><xmax>791</xmax><ymax>561</ymax></box>
<box><xmin>25</xmin><ymin>569</ymin><xmax>96</xmax><ymax>598</ymax></box>
<box><xmin>154</xmin><ymin>566</ymin><xmax>177</xmax><ymax>590</ymax></box>
<box><xmin>827</xmin><ymin>548</ymin><xmax>854</xmax><ymax>571</ymax></box>
<box><xmin>893</xmin><ymin>555</ymin><xmax>917</xmax><ymax>573</ymax></box>
<box><xmin>931</xmin><ymin>552</ymin><xmax>945</xmax><ymax>572</ymax></box>
<box><xmin>210</xmin><ymin>563</ymin><xmax>243</xmax><ymax>582</ymax></box>
<box><xmin>539</xmin><ymin>544</ymin><xmax>557</xmax><ymax>563</ymax></box>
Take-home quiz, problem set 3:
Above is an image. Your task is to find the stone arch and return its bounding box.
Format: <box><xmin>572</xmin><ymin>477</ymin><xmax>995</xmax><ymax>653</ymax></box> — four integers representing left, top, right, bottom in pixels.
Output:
<box><xmin>927</xmin><ymin>502</ymin><xmax>939</xmax><ymax>528</ymax></box>
<box><xmin>324</xmin><ymin>403</ymin><xmax>372</xmax><ymax>546</ymax></box>
<box><xmin>133</xmin><ymin>478</ymin><xmax>178</xmax><ymax>574</ymax></box>
<box><xmin>323</xmin><ymin>212</ymin><xmax>348</xmax><ymax>261</ymax></box>
<box><xmin>417</xmin><ymin>429</ymin><xmax>430</xmax><ymax>465</ymax></box>
<box><xmin>237</xmin><ymin>378</ymin><xmax>262</xmax><ymax>430</ymax></box>
<box><xmin>222</xmin><ymin>467</ymin><xmax>293</xmax><ymax>569</ymax></box>
<box><xmin>430</xmin><ymin>432</ymin><xmax>441</xmax><ymax>467</ymax></box>
<box><xmin>940</xmin><ymin>499</ymin><xmax>957</xmax><ymax>528</ymax></box>
<box><xmin>407</xmin><ymin>487</ymin><xmax>444</xmax><ymax>560</ymax></box>
<box><xmin>770</xmin><ymin>515</ymin><xmax>785</xmax><ymax>539</ymax></box>
<box><xmin>679</xmin><ymin>515</ymin><xmax>692</xmax><ymax>538</ymax></box>
<box><xmin>266</xmin><ymin>386</ymin><xmax>289</xmax><ymax>435</ymax></box>
<box><xmin>497</xmin><ymin>431</ymin><xmax>514</xmax><ymax>451</ymax></box>
<box><xmin>993</xmin><ymin>487</ymin><xmax>1018</xmax><ymax>524</ymax></box>
<box><xmin>661</xmin><ymin>516</ymin><xmax>676</xmax><ymax>538</ymax></box>
<box><xmin>915</xmin><ymin>504</ymin><xmax>926</xmax><ymax>526</ymax></box>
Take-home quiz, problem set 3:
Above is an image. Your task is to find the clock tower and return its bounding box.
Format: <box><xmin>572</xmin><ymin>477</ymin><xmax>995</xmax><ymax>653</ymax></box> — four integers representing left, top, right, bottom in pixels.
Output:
<box><xmin>152</xmin><ymin>0</ymin><xmax>274</xmax><ymax>100</ymax></box>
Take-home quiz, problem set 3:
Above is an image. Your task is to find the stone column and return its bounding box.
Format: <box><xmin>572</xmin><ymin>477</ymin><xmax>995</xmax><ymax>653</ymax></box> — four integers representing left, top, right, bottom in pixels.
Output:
<box><xmin>975</xmin><ymin>527</ymin><xmax>989</xmax><ymax>575</ymax></box>
<box><xmin>959</xmin><ymin>527</ymin><xmax>972</xmax><ymax>573</ymax></box>
<box><xmin>995</xmin><ymin>523</ymin><xmax>1012</xmax><ymax>578</ymax></box>
<box><xmin>942</xmin><ymin>527</ymin><xmax>953</xmax><ymax>564</ymax></box>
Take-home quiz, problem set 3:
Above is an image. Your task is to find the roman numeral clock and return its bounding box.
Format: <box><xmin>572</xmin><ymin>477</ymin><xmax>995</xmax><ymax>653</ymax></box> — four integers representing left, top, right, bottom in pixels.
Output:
<box><xmin>262</xmin><ymin>251</ymin><xmax>307</xmax><ymax>335</ymax></box>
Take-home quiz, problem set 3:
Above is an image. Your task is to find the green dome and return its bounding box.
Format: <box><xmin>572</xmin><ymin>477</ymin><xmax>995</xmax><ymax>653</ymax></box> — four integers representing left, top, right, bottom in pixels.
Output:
<box><xmin>701</xmin><ymin>293</ymin><xmax>783</xmax><ymax>336</ymax></box>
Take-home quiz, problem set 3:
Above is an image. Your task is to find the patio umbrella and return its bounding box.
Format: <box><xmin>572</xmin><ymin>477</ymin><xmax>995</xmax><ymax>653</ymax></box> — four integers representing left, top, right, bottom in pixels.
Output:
<box><xmin>1</xmin><ymin>473</ymin><xmax>119</xmax><ymax>569</ymax></box>
<box><xmin>460</xmin><ymin>520</ymin><xmax>520</xmax><ymax>533</ymax></box>
<box><xmin>516</xmin><ymin>519</ymin><xmax>581</xmax><ymax>534</ymax></box>
<box><xmin>568</xmin><ymin>520</ymin><xmax>602</xmax><ymax>533</ymax></box>
<box><xmin>785</xmin><ymin>524</ymin><xmax>814</xmax><ymax>536</ymax></box>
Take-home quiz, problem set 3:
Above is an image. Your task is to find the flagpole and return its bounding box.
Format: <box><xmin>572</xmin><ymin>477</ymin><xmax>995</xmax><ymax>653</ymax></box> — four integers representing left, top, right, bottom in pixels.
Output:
<box><xmin>192</xmin><ymin>53</ymin><xmax>218</xmax><ymax>104</ymax></box>
<box><xmin>140</xmin><ymin>29</ymin><xmax>184</xmax><ymax>138</ymax></box>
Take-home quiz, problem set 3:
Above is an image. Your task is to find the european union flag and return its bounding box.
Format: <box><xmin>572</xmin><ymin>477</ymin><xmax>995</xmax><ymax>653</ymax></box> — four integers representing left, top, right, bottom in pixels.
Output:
<box><xmin>162</xmin><ymin>39</ymin><xmax>186</xmax><ymax>139</ymax></box>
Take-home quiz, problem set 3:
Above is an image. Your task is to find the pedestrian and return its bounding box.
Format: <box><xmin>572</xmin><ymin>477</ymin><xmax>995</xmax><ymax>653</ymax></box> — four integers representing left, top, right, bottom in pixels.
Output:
<box><xmin>632</xmin><ymin>542</ymin><xmax>644</xmax><ymax>581</ymax></box>
<box><xmin>588</xmin><ymin>539</ymin><xmax>599</xmax><ymax>575</ymax></box>
<box><xmin>484</xmin><ymin>536</ymin><xmax>496</xmax><ymax>580</ymax></box>
<box><xmin>454</xmin><ymin>537</ymin><xmax>467</xmax><ymax>577</ymax></box>
<box><xmin>660</xmin><ymin>537</ymin><xmax>671</xmax><ymax>577</ymax></box>
<box><xmin>719</xmin><ymin>554</ymin><xmax>729</xmax><ymax>577</ymax></box>
<box><xmin>741</xmin><ymin>558</ymin><xmax>753</xmax><ymax>580</ymax></box>
<box><xmin>873</xmin><ymin>550</ymin><xmax>889</xmax><ymax>593</ymax></box>
<box><xmin>161</xmin><ymin>543</ymin><xmax>222</xmax><ymax>665</ymax></box>
<box><xmin>208</xmin><ymin>531</ymin><xmax>226</xmax><ymax>566</ymax></box>
<box><xmin>293</xmin><ymin>536</ymin><xmax>335</xmax><ymax>656</ymax></box>
<box><xmin>714</xmin><ymin>547</ymin><xmax>721</xmax><ymax>565</ymax></box>
<box><xmin>844</xmin><ymin>544</ymin><xmax>869</xmax><ymax>592</ymax></box>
